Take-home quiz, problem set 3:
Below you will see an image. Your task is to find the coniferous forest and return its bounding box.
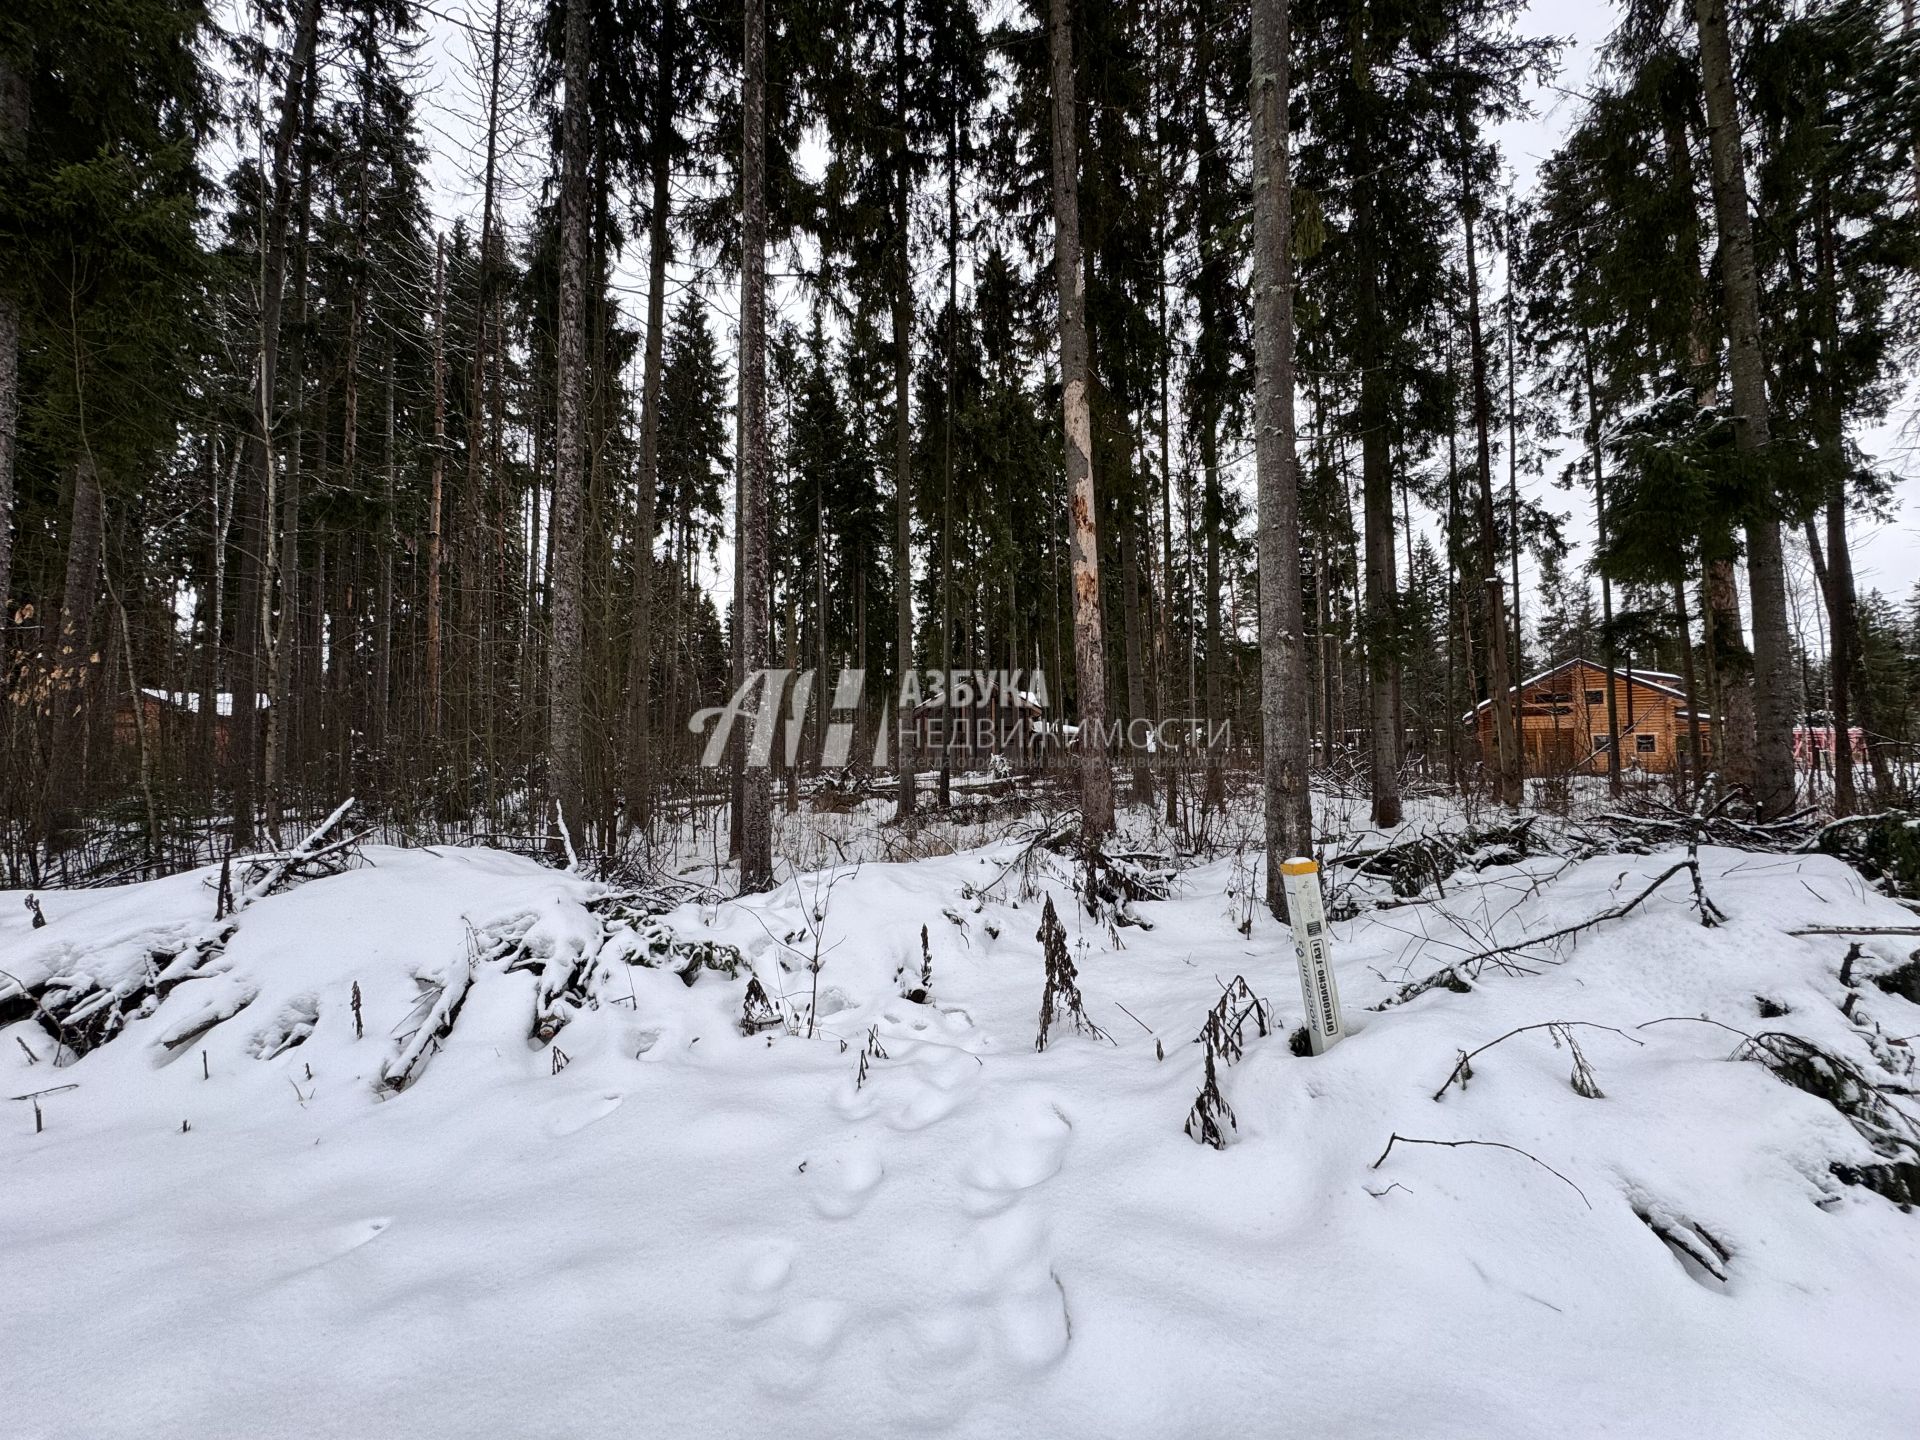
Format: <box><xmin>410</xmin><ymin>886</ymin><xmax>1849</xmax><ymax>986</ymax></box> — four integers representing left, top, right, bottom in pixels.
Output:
<box><xmin>1</xmin><ymin>0</ymin><xmax>1917</xmax><ymax>887</ymax></box>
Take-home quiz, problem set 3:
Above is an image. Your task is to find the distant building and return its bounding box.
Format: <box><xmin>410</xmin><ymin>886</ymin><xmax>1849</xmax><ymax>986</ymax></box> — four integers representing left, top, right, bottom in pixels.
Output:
<box><xmin>114</xmin><ymin>689</ymin><xmax>267</xmax><ymax>762</ymax></box>
<box><xmin>905</xmin><ymin>688</ymin><xmax>1045</xmax><ymax>761</ymax></box>
<box><xmin>1463</xmin><ymin>658</ymin><xmax>1713</xmax><ymax>777</ymax></box>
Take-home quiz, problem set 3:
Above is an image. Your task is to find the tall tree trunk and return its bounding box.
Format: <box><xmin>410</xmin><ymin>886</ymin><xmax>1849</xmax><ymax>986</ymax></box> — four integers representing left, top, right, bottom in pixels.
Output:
<box><xmin>1462</xmin><ymin>191</ymin><xmax>1521</xmax><ymax>807</ymax></box>
<box><xmin>1356</xmin><ymin>180</ymin><xmax>1402</xmax><ymax>826</ymax></box>
<box><xmin>1156</xmin><ymin>170</ymin><xmax>1177</xmax><ymax>824</ymax></box>
<box><xmin>1673</xmin><ymin>576</ymin><xmax>1705</xmax><ymax>793</ymax></box>
<box><xmin>374</xmin><ymin>350</ymin><xmax>394</xmax><ymax>756</ymax></box>
<box><xmin>265</xmin><ymin>94</ymin><xmax>317</xmax><ymax>843</ymax></box>
<box><xmin>890</xmin><ymin>0</ymin><xmax>917</xmax><ymax>827</ymax></box>
<box><xmin>1578</xmin><ymin>320</ymin><xmax>1623</xmax><ymax>796</ymax></box>
<box><xmin>231</xmin><ymin>0</ymin><xmax>322</xmax><ymax>851</ymax></box>
<box><xmin>547</xmin><ymin>0</ymin><xmax>590</xmax><ymax>855</ymax></box>
<box><xmin>465</xmin><ymin>0</ymin><xmax>505</xmax><ymax>808</ymax></box>
<box><xmin>939</xmin><ymin>105</ymin><xmax>958</xmax><ymax>811</ymax></box>
<box><xmin>1660</xmin><ymin>95</ymin><xmax>1753</xmax><ymax>790</ymax></box>
<box><xmin>45</xmin><ymin>457</ymin><xmax>105</xmax><ymax>846</ymax></box>
<box><xmin>623</xmin><ymin>0</ymin><xmax>674</xmax><ymax>834</ymax></box>
<box><xmin>1122</xmin><ymin>486</ymin><xmax>1152</xmax><ymax>805</ymax></box>
<box><xmin>1695</xmin><ymin>0</ymin><xmax>1794</xmax><ymax>817</ymax></box>
<box><xmin>1049</xmin><ymin>0</ymin><xmax>1113</xmax><ymax>840</ymax></box>
<box><xmin>1202</xmin><ymin>424</ymin><xmax>1225</xmax><ymax>809</ymax></box>
<box><xmin>1503</xmin><ymin>204</ymin><xmax>1523</xmax><ymax>743</ymax></box>
<box><xmin>1805</xmin><ymin>181</ymin><xmax>1874</xmax><ymax>812</ymax></box>
<box><xmin>737</xmin><ymin>0</ymin><xmax>773</xmax><ymax>889</ymax></box>
<box><xmin>426</xmin><ymin>232</ymin><xmax>447</xmax><ymax>745</ymax></box>
<box><xmin>0</xmin><ymin>51</ymin><xmax>26</xmax><ymax>637</ymax></box>
<box><xmin>1250</xmin><ymin>0</ymin><xmax>1311</xmax><ymax>915</ymax></box>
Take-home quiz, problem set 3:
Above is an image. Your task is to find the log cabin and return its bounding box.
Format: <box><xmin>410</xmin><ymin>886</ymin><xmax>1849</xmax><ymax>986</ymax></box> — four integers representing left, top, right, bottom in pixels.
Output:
<box><xmin>1463</xmin><ymin>658</ymin><xmax>1713</xmax><ymax>777</ymax></box>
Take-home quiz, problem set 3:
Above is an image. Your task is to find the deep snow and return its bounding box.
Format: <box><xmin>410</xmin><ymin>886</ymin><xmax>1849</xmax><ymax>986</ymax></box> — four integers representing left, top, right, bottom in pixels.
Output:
<box><xmin>4</xmin><ymin>812</ymin><xmax>1919</xmax><ymax>1439</ymax></box>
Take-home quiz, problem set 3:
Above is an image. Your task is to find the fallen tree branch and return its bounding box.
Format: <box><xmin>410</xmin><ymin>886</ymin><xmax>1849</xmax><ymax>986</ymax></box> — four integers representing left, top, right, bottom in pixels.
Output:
<box><xmin>237</xmin><ymin>798</ymin><xmax>358</xmax><ymax>909</ymax></box>
<box><xmin>1787</xmin><ymin>925</ymin><xmax>1920</xmax><ymax>938</ymax></box>
<box><xmin>1370</xmin><ymin>1132</ymin><xmax>1591</xmax><ymax>1208</ymax></box>
<box><xmin>1433</xmin><ymin>1021</ymin><xmax>1643</xmax><ymax>1102</ymax></box>
<box><xmin>1377</xmin><ymin>860</ymin><xmax>1714</xmax><ymax>1011</ymax></box>
<box><xmin>383</xmin><ymin>953</ymin><xmax>473</xmax><ymax>1092</ymax></box>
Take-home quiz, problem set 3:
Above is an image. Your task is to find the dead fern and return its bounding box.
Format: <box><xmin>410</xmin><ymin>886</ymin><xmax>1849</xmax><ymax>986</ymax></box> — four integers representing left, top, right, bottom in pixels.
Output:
<box><xmin>1035</xmin><ymin>895</ymin><xmax>1108</xmax><ymax>1052</ymax></box>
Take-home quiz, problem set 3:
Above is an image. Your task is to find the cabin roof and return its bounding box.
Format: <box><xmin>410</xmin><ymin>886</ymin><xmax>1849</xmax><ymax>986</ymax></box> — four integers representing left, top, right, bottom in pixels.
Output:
<box><xmin>1459</xmin><ymin>657</ymin><xmax>1693</xmax><ymax>725</ymax></box>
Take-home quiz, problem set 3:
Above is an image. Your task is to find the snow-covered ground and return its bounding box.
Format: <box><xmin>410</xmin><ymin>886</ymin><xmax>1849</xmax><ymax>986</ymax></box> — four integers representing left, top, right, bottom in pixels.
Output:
<box><xmin>4</xmin><ymin>805</ymin><xmax>1919</xmax><ymax>1439</ymax></box>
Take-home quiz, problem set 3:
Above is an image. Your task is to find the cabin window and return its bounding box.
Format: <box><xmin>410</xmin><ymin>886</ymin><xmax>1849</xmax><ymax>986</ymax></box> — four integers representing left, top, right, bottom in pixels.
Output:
<box><xmin>1636</xmin><ymin>733</ymin><xmax>1657</xmax><ymax>753</ymax></box>
<box><xmin>1585</xmin><ymin>689</ymin><xmax>1604</xmax><ymax>706</ymax></box>
<box><xmin>1592</xmin><ymin>734</ymin><xmax>1611</xmax><ymax>751</ymax></box>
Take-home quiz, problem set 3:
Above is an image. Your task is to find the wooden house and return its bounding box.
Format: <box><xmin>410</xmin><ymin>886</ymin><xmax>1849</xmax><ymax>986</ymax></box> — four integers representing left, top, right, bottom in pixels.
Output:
<box><xmin>1463</xmin><ymin>658</ymin><xmax>1712</xmax><ymax>777</ymax></box>
<box><xmin>113</xmin><ymin>689</ymin><xmax>264</xmax><ymax>763</ymax></box>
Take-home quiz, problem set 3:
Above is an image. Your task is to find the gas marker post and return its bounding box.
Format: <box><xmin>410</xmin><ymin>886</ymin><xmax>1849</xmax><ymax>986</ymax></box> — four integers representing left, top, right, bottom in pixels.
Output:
<box><xmin>1281</xmin><ymin>857</ymin><xmax>1345</xmax><ymax>1055</ymax></box>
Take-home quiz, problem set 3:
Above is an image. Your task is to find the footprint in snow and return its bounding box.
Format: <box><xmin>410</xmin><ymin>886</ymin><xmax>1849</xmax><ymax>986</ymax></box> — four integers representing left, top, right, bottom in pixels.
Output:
<box><xmin>883</xmin><ymin>1048</ymin><xmax>982</xmax><ymax>1132</ymax></box>
<box><xmin>994</xmin><ymin>1273</ymin><xmax>1071</xmax><ymax>1371</ymax></box>
<box><xmin>802</xmin><ymin>1138</ymin><xmax>885</xmax><ymax>1219</ymax></box>
<box><xmin>960</xmin><ymin>1100</ymin><xmax>1071</xmax><ymax>1216</ymax></box>
<box><xmin>728</xmin><ymin>1238</ymin><xmax>796</xmax><ymax>1324</ymax></box>
<box><xmin>955</xmin><ymin>1208</ymin><xmax>1052</xmax><ymax>1296</ymax></box>
<box><xmin>753</xmin><ymin>1298</ymin><xmax>853</xmax><ymax>1397</ymax></box>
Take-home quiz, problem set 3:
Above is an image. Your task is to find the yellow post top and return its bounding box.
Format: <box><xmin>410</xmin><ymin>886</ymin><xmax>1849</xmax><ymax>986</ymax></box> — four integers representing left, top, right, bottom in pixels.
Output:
<box><xmin>1281</xmin><ymin>857</ymin><xmax>1318</xmax><ymax>876</ymax></box>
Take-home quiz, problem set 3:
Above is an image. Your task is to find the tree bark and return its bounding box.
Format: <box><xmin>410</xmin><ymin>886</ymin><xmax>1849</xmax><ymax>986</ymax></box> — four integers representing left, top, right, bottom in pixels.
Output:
<box><xmin>426</xmin><ymin>232</ymin><xmax>447</xmax><ymax>744</ymax></box>
<box><xmin>1462</xmin><ymin>189</ymin><xmax>1521</xmax><ymax>807</ymax></box>
<box><xmin>1049</xmin><ymin>0</ymin><xmax>1113</xmax><ymax>840</ymax></box>
<box><xmin>1578</xmin><ymin>319</ymin><xmax>1623</xmax><ymax>796</ymax></box>
<box><xmin>546</xmin><ymin>0</ymin><xmax>590</xmax><ymax>855</ymax></box>
<box><xmin>890</xmin><ymin>0</ymin><xmax>917</xmax><ymax>826</ymax></box>
<box><xmin>230</xmin><ymin>0</ymin><xmax>322</xmax><ymax>851</ymax></box>
<box><xmin>737</xmin><ymin>0</ymin><xmax>773</xmax><ymax>889</ymax></box>
<box><xmin>0</xmin><ymin>51</ymin><xmax>26</xmax><ymax>637</ymax></box>
<box><xmin>265</xmin><ymin>87</ymin><xmax>317</xmax><ymax>844</ymax></box>
<box><xmin>1355</xmin><ymin>180</ymin><xmax>1403</xmax><ymax>826</ymax></box>
<box><xmin>45</xmin><ymin>457</ymin><xmax>105</xmax><ymax>845</ymax></box>
<box><xmin>1694</xmin><ymin>0</ymin><xmax>1795</xmax><ymax>817</ymax></box>
<box><xmin>623</xmin><ymin>0</ymin><xmax>674</xmax><ymax>834</ymax></box>
<box><xmin>1250</xmin><ymin>0</ymin><xmax>1311</xmax><ymax>916</ymax></box>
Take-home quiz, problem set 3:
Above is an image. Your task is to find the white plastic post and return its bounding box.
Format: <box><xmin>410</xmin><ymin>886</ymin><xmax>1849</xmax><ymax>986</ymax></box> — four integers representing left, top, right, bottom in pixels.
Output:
<box><xmin>1282</xmin><ymin>857</ymin><xmax>1344</xmax><ymax>1055</ymax></box>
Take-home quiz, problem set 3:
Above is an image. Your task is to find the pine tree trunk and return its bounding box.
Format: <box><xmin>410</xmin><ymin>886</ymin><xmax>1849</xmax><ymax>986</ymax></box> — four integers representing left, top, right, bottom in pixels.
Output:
<box><xmin>231</xmin><ymin>0</ymin><xmax>321</xmax><ymax>851</ymax></box>
<box><xmin>1578</xmin><ymin>322</ymin><xmax>1623</xmax><ymax>796</ymax></box>
<box><xmin>1250</xmin><ymin>0</ymin><xmax>1311</xmax><ymax>915</ymax></box>
<box><xmin>45</xmin><ymin>457</ymin><xmax>105</xmax><ymax>846</ymax></box>
<box><xmin>0</xmin><ymin>51</ymin><xmax>25</xmax><ymax>637</ymax></box>
<box><xmin>1049</xmin><ymin>0</ymin><xmax>1113</xmax><ymax>841</ymax></box>
<box><xmin>426</xmin><ymin>232</ymin><xmax>447</xmax><ymax>745</ymax></box>
<box><xmin>1695</xmin><ymin>0</ymin><xmax>1795</xmax><ymax>817</ymax></box>
<box><xmin>465</xmin><ymin>0</ymin><xmax>505</xmax><ymax>812</ymax></box>
<box><xmin>737</xmin><ymin>0</ymin><xmax>773</xmax><ymax>889</ymax></box>
<box><xmin>546</xmin><ymin>0</ymin><xmax>590</xmax><ymax>856</ymax></box>
<box><xmin>1122</xmin><ymin>491</ymin><xmax>1152</xmax><ymax>805</ymax></box>
<box><xmin>1659</xmin><ymin>80</ymin><xmax>1755</xmax><ymax>790</ymax></box>
<box><xmin>623</xmin><ymin>0</ymin><xmax>673</xmax><ymax>835</ymax></box>
<box><xmin>1202</xmin><ymin>426</ymin><xmax>1225</xmax><ymax>809</ymax></box>
<box><xmin>265</xmin><ymin>99</ymin><xmax>317</xmax><ymax>845</ymax></box>
<box><xmin>1462</xmin><ymin>192</ymin><xmax>1521</xmax><ymax>807</ymax></box>
<box><xmin>1356</xmin><ymin>177</ymin><xmax>1403</xmax><ymax>826</ymax></box>
<box><xmin>939</xmin><ymin>108</ymin><xmax>958</xmax><ymax>811</ymax></box>
<box><xmin>374</xmin><ymin>350</ymin><xmax>394</xmax><ymax>756</ymax></box>
<box><xmin>890</xmin><ymin>0</ymin><xmax>917</xmax><ymax>827</ymax></box>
